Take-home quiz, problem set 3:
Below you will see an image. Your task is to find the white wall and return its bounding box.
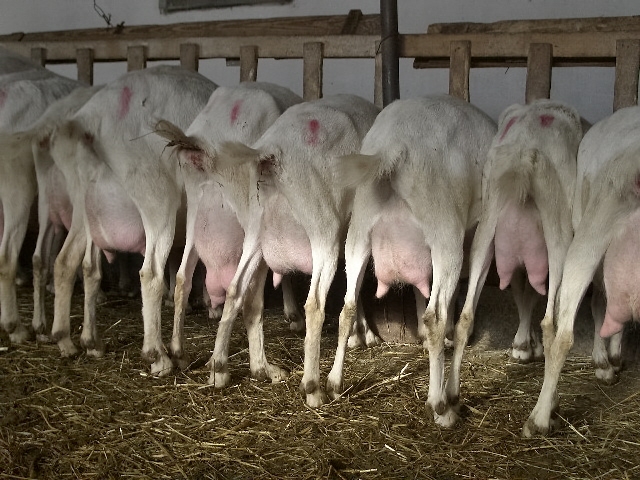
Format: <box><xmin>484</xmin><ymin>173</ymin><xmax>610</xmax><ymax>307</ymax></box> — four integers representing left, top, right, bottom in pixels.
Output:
<box><xmin>1</xmin><ymin>0</ymin><xmax>638</xmax><ymax>122</ymax></box>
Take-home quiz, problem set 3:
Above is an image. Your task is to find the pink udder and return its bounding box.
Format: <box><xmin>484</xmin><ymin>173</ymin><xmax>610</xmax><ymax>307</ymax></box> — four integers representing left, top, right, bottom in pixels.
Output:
<box><xmin>539</xmin><ymin>114</ymin><xmax>554</xmax><ymax>127</ymax></box>
<box><xmin>307</xmin><ymin>119</ymin><xmax>320</xmax><ymax>146</ymax></box>
<box><xmin>494</xmin><ymin>201</ymin><xmax>548</xmax><ymax>295</ymax></box>
<box><xmin>117</xmin><ymin>86</ymin><xmax>133</xmax><ymax>120</ymax></box>
<box><xmin>261</xmin><ymin>196</ymin><xmax>313</xmax><ymax>276</ymax></box>
<box><xmin>230</xmin><ymin>100</ymin><xmax>242</xmax><ymax>125</ymax></box>
<box><xmin>601</xmin><ymin>209</ymin><xmax>640</xmax><ymax>337</ymax></box>
<box><xmin>370</xmin><ymin>205</ymin><xmax>433</xmax><ymax>300</ymax></box>
<box><xmin>499</xmin><ymin>116</ymin><xmax>518</xmax><ymax>141</ymax></box>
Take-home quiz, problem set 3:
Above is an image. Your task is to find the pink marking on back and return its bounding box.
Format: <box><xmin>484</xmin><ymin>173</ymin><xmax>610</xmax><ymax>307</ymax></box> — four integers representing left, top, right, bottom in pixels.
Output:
<box><xmin>499</xmin><ymin>116</ymin><xmax>518</xmax><ymax>141</ymax></box>
<box><xmin>307</xmin><ymin>119</ymin><xmax>320</xmax><ymax>146</ymax></box>
<box><xmin>539</xmin><ymin>114</ymin><xmax>554</xmax><ymax>127</ymax></box>
<box><xmin>0</xmin><ymin>89</ymin><xmax>6</xmax><ymax>110</ymax></box>
<box><xmin>230</xmin><ymin>100</ymin><xmax>242</xmax><ymax>125</ymax></box>
<box><xmin>117</xmin><ymin>86</ymin><xmax>133</xmax><ymax>120</ymax></box>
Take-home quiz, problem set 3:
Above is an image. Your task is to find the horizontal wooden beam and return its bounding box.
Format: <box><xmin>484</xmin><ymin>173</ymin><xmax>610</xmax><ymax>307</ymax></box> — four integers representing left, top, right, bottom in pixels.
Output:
<box><xmin>2</xmin><ymin>30</ymin><xmax>639</xmax><ymax>66</ymax></box>
<box><xmin>0</xmin><ymin>11</ymin><xmax>380</xmax><ymax>44</ymax></box>
<box><xmin>0</xmin><ymin>35</ymin><xmax>379</xmax><ymax>62</ymax></box>
<box><xmin>427</xmin><ymin>16</ymin><xmax>640</xmax><ymax>35</ymax></box>
<box><xmin>414</xmin><ymin>57</ymin><xmax>617</xmax><ymax>69</ymax></box>
<box><xmin>403</xmin><ymin>31</ymin><xmax>640</xmax><ymax>59</ymax></box>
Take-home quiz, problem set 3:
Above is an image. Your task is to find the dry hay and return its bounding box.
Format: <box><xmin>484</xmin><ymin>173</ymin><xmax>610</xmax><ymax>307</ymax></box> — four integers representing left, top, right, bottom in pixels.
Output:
<box><xmin>2</xmin><ymin>285</ymin><xmax>640</xmax><ymax>480</ymax></box>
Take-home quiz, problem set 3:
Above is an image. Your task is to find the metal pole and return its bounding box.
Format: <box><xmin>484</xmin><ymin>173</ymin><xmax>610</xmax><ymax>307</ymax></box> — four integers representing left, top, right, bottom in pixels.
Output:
<box><xmin>380</xmin><ymin>0</ymin><xmax>400</xmax><ymax>106</ymax></box>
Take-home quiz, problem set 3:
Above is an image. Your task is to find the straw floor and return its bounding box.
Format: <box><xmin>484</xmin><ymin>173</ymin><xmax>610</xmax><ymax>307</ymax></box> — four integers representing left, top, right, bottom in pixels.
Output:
<box><xmin>1</xmin><ymin>283</ymin><xmax>640</xmax><ymax>479</ymax></box>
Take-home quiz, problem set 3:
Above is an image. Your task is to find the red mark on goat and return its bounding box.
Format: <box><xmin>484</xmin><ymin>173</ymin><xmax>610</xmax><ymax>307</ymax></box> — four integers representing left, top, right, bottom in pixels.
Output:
<box><xmin>307</xmin><ymin>119</ymin><xmax>320</xmax><ymax>146</ymax></box>
<box><xmin>499</xmin><ymin>116</ymin><xmax>518</xmax><ymax>141</ymax></box>
<box><xmin>186</xmin><ymin>151</ymin><xmax>205</xmax><ymax>172</ymax></box>
<box><xmin>117</xmin><ymin>86</ymin><xmax>133</xmax><ymax>120</ymax></box>
<box><xmin>230</xmin><ymin>100</ymin><xmax>242</xmax><ymax>125</ymax></box>
<box><xmin>539</xmin><ymin>114</ymin><xmax>554</xmax><ymax>127</ymax></box>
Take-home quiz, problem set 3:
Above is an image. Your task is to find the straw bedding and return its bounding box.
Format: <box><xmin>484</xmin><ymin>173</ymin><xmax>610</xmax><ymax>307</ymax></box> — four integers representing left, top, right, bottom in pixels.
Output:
<box><xmin>1</xmin><ymin>283</ymin><xmax>640</xmax><ymax>479</ymax></box>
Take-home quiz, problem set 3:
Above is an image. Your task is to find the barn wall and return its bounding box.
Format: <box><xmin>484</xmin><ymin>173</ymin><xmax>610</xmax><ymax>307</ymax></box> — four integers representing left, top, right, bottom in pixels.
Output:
<box><xmin>0</xmin><ymin>0</ymin><xmax>638</xmax><ymax>122</ymax></box>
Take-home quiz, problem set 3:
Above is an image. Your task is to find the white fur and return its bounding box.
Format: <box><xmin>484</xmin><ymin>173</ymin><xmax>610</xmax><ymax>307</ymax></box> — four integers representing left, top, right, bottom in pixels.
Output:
<box><xmin>48</xmin><ymin>66</ymin><xmax>216</xmax><ymax>372</ymax></box>
<box><xmin>0</xmin><ymin>48</ymin><xmax>80</xmax><ymax>343</ymax></box>
<box><xmin>524</xmin><ymin>105</ymin><xmax>640</xmax><ymax>437</ymax></box>
<box><xmin>327</xmin><ymin>95</ymin><xmax>496</xmax><ymax>423</ymax></box>
<box><xmin>208</xmin><ymin>94</ymin><xmax>380</xmax><ymax>406</ymax></box>
<box><xmin>450</xmin><ymin>99</ymin><xmax>583</xmax><ymax>428</ymax></box>
<box><xmin>158</xmin><ymin>82</ymin><xmax>304</xmax><ymax>371</ymax></box>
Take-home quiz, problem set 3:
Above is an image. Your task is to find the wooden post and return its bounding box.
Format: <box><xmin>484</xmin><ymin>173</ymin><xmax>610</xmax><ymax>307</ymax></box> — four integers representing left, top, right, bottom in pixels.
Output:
<box><xmin>30</xmin><ymin>47</ymin><xmax>46</xmax><ymax>67</ymax></box>
<box><xmin>180</xmin><ymin>43</ymin><xmax>199</xmax><ymax>72</ymax></box>
<box><xmin>303</xmin><ymin>41</ymin><xmax>323</xmax><ymax>101</ymax></box>
<box><xmin>239</xmin><ymin>45</ymin><xmax>258</xmax><ymax>82</ymax></box>
<box><xmin>76</xmin><ymin>48</ymin><xmax>94</xmax><ymax>86</ymax></box>
<box><xmin>614</xmin><ymin>39</ymin><xmax>640</xmax><ymax>111</ymax></box>
<box><xmin>127</xmin><ymin>45</ymin><xmax>146</xmax><ymax>71</ymax></box>
<box><xmin>525</xmin><ymin>43</ymin><xmax>553</xmax><ymax>103</ymax></box>
<box><xmin>341</xmin><ymin>9</ymin><xmax>363</xmax><ymax>34</ymax></box>
<box><xmin>374</xmin><ymin>40</ymin><xmax>383</xmax><ymax>108</ymax></box>
<box><xmin>380</xmin><ymin>0</ymin><xmax>400</xmax><ymax>105</ymax></box>
<box><xmin>449</xmin><ymin>40</ymin><xmax>471</xmax><ymax>101</ymax></box>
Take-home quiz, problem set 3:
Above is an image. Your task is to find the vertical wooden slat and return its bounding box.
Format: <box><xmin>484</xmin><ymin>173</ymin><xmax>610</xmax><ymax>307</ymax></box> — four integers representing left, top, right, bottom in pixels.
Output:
<box><xmin>180</xmin><ymin>43</ymin><xmax>199</xmax><ymax>72</ymax></box>
<box><xmin>76</xmin><ymin>48</ymin><xmax>94</xmax><ymax>86</ymax></box>
<box><xmin>614</xmin><ymin>39</ymin><xmax>640</xmax><ymax>111</ymax></box>
<box><xmin>341</xmin><ymin>9</ymin><xmax>363</xmax><ymax>34</ymax></box>
<box><xmin>30</xmin><ymin>47</ymin><xmax>46</xmax><ymax>67</ymax></box>
<box><xmin>374</xmin><ymin>41</ymin><xmax>383</xmax><ymax>109</ymax></box>
<box><xmin>239</xmin><ymin>45</ymin><xmax>258</xmax><ymax>82</ymax></box>
<box><xmin>448</xmin><ymin>40</ymin><xmax>471</xmax><ymax>101</ymax></box>
<box><xmin>127</xmin><ymin>45</ymin><xmax>146</xmax><ymax>71</ymax></box>
<box><xmin>525</xmin><ymin>43</ymin><xmax>553</xmax><ymax>103</ymax></box>
<box><xmin>303</xmin><ymin>42</ymin><xmax>323</xmax><ymax>101</ymax></box>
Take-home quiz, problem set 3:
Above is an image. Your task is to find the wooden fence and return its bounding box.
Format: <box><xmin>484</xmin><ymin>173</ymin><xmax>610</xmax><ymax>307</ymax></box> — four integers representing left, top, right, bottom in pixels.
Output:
<box><xmin>1</xmin><ymin>13</ymin><xmax>639</xmax><ymax>110</ymax></box>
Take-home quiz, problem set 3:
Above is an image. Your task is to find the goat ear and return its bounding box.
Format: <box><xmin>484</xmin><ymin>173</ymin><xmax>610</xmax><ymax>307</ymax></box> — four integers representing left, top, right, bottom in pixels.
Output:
<box><xmin>156</xmin><ymin>119</ymin><xmax>215</xmax><ymax>171</ymax></box>
<box><xmin>155</xmin><ymin>119</ymin><xmax>195</xmax><ymax>149</ymax></box>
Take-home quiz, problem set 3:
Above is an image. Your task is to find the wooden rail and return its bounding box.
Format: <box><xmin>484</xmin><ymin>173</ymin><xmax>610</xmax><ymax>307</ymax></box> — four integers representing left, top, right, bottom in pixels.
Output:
<box><xmin>1</xmin><ymin>14</ymin><xmax>639</xmax><ymax>110</ymax></box>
